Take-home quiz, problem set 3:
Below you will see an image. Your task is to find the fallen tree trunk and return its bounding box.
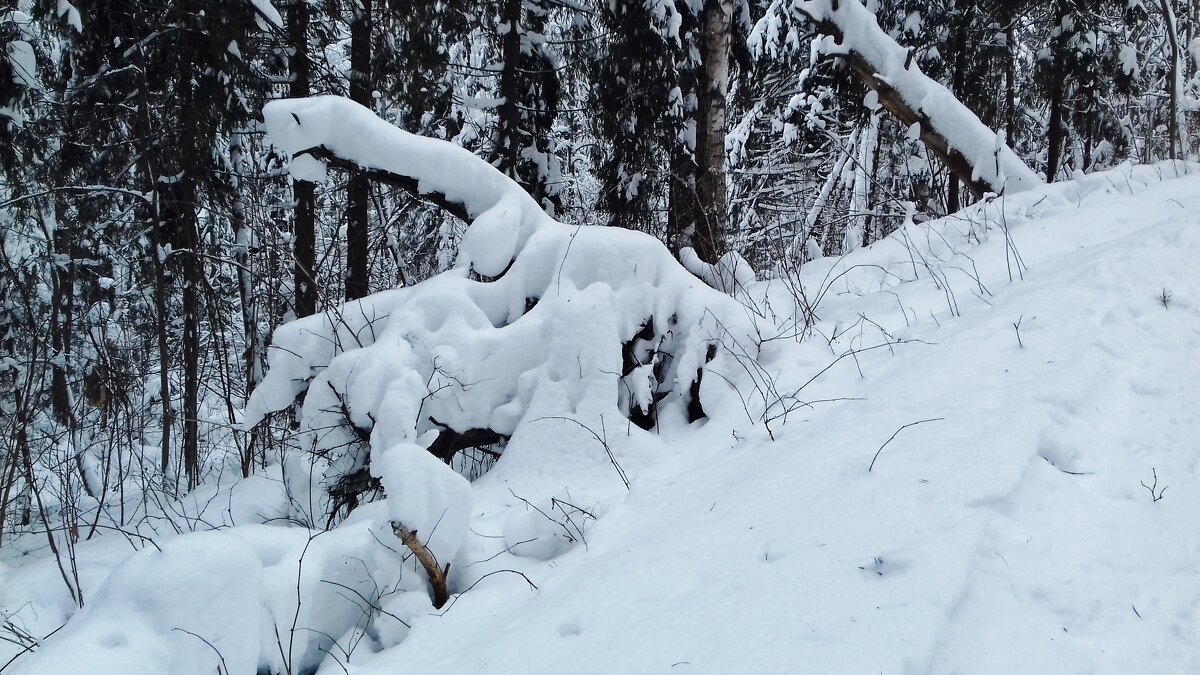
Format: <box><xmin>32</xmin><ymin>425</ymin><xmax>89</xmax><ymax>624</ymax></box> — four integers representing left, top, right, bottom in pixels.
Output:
<box><xmin>755</xmin><ymin>0</ymin><xmax>1044</xmax><ymax>198</ymax></box>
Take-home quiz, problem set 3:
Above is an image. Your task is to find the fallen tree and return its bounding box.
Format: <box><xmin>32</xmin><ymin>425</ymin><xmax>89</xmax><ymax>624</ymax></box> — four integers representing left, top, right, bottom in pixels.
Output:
<box><xmin>752</xmin><ymin>0</ymin><xmax>1044</xmax><ymax>198</ymax></box>
<box><xmin>246</xmin><ymin>97</ymin><xmax>760</xmax><ymax>547</ymax></box>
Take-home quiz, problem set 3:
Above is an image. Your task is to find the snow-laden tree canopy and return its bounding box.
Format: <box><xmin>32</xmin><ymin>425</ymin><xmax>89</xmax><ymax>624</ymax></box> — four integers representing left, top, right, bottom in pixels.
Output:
<box><xmin>246</xmin><ymin>96</ymin><xmax>760</xmax><ymax>553</ymax></box>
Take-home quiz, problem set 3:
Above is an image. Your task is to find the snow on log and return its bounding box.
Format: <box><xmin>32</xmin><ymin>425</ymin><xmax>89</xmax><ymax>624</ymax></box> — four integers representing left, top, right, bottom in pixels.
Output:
<box><xmin>752</xmin><ymin>0</ymin><xmax>1044</xmax><ymax>197</ymax></box>
<box><xmin>250</xmin><ymin>97</ymin><xmax>760</xmax><ymax>539</ymax></box>
<box><xmin>262</xmin><ymin>95</ymin><xmax>544</xmax><ymax>224</ymax></box>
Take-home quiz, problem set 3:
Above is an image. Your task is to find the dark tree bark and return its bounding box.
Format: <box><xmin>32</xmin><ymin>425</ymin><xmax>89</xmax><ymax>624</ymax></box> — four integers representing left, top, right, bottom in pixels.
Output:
<box><xmin>172</xmin><ymin>0</ymin><xmax>204</xmax><ymax>490</ymax></box>
<box><xmin>945</xmin><ymin>0</ymin><xmax>972</xmax><ymax>213</ymax></box>
<box><xmin>48</xmin><ymin>203</ymin><xmax>74</xmax><ymax>430</ymax></box>
<box><xmin>1006</xmin><ymin>24</ymin><xmax>1017</xmax><ymax>150</ymax></box>
<box><xmin>666</xmin><ymin>153</ymin><xmax>701</xmax><ymax>258</ymax></box>
<box><xmin>1044</xmin><ymin>7</ymin><xmax>1068</xmax><ymax>182</ymax></box>
<box><xmin>346</xmin><ymin>0</ymin><xmax>373</xmax><ymax>300</ymax></box>
<box><xmin>494</xmin><ymin>0</ymin><xmax>524</xmax><ymax>180</ymax></box>
<box><xmin>132</xmin><ymin>40</ymin><xmax>173</xmax><ymax>484</ymax></box>
<box><xmin>175</xmin><ymin>177</ymin><xmax>202</xmax><ymax>490</ymax></box>
<box><xmin>290</xmin><ymin>0</ymin><xmax>319</xmax><ymax>316</ymax></box>
<box><xmin>1046</xmin><ymin>74</ymin><xmax>1065</xmax><ymax>182</ymax></box>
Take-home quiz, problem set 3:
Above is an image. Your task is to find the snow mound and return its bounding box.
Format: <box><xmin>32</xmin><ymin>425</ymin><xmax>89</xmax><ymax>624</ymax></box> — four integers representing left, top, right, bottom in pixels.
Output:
<box><xmin>10</xmin><ymin>532</ymin><xmax>262</xmax><ymax>675</ymax></box>
<box><xmin>247</xmin><ymin>96</ymin><xmax>760</xmax><ymax>563</ymax></box>
<box><xmin>334</xmin><ymin>161</ymin><xmax>1199</xmax><ymax>673</ymax></box>
<box><xmin>373</xmin><ymin>442</ymin><xmax>473</xmax><ymax>562</ymax></box>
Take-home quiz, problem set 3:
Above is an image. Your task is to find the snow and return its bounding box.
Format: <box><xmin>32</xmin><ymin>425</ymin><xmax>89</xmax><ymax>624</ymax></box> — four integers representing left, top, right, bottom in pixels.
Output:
<box><xmin>261</xmin><ymin>96</ymin><xmax>544</xmax><ymax>225</ymax></box>
<box><xmin>55</xmin><ymin>0</ymin><xmax>81</xmax><ymax>32</ymax></box>
<box><xmin>247</xmin><ymin>0</ymin><xmax>284</xmax><ymax>32</ymax></box>
<box><xmin>679</xmin><ymin>247</ymin><xmax>757</xmax><ymax>294</ymax></box>
<box><xmin>5</xmin><ymin>141</ymin><xmax>1200</xmax><ymax>674</ymax></box>
<box><xmin>249</xmin><ymin>98</ymin><xmax>762</xmax><ymax>524</ymax></box>
<box><xmin>341</xmin><ymin>161</ymin><xmax>1197</xmax><ymax>673</ymax></box>
<box><xmin>1119</xmin><ymin>43</ymin><xmax>1140</xmax><ymax>77</ymax></box>
<box><xmin>372</xmin><ymin>442</ymin><xmax>473</xmax><ymax>564</ymax></box>
<box><xmin>5</xmin><ymin>41</ymin><xmax>38</xmax><ymax>90</ymax></box>
<box><xmin>9</xmin><ymin>531</ymin><xmax>263</xmax><ymax>675</ymax></box>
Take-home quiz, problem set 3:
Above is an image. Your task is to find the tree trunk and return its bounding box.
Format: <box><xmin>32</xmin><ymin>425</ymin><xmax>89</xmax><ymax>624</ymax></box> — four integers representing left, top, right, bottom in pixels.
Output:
<box><xmin>1006</xmin><ymin>24</ymin><xmax>1017</xmax><ymax>149</ymax></box>
<box><xmin>172</xmin><ymin>2</ymin><xmax>202</xmax><ymax>490</ymax></box>
<box><xmin>133</xmin><ymin>41</ymin><xmax>173</xmax><ymax>484</ymax></box>
<box><xmin>1046</xmin><ymin>74</ymin><xmax>1065</xmax><ymax>182</ymax></box>
<box><xmin>346</xmin><ymin>0</ymin><xmax>372</xmax><ymax>300</ymax></box>
<box><xmin>229</xmin><ymin>134</ymin><xmax>260</xmax><ymax>478</ymax></box>
<box><xmin>494</xmin><ymin>0</ymin><xmax>524</xmax><ymax>180</ymax></box>
<box><xmin>809</xmin><ymin>127</ymin><xmax>858</xmax><ymax>254</ymax></box>
<box><xmin>844</xmin><ymin>115</ymin><xmax>878</xmax><ymax>253</ymax></box>
<box><xmin>946</xmin><ymin>0</ymin><xmax>971</xmax><ymax>212</ymax></box>
<box><xmin>181</xmin><ymin>197</ymin><xmax>201</xmax><ymax>491</ymax></box>
<box><xmin>1045</xmin><ymin>9</ymin><xmax>1068</xmax><ymax>182</ymax></box>
<box><xmin>693</xmin><ymin>0</ymin><xmax>733</xmax><ymax>264</ymax></box>
<box><xmin>48</xmin><ymin>203</ymin><xmax>74</xmax><ymax>431</ymax></box>
<box><xmin>667</xmin><ymin>151</ymin><xmax>700</xmax><ymax>258</ymax></box>
<box><xmin>1161</xmin><ymin>0</ymin><xmax>1186</xmax><ymax>159</ymax></box>
<box><xmin>290</xmin><ymin>0</ymin><xmax>319</xmax><ymax>316</ymax></box>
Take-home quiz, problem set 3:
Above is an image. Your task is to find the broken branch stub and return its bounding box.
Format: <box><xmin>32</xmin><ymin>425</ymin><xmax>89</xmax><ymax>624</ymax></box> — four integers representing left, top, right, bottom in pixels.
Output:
<box><xmin>392</xmin><ymin>520</ymin><xmax>451</xmax><ymax>609</ymax></box>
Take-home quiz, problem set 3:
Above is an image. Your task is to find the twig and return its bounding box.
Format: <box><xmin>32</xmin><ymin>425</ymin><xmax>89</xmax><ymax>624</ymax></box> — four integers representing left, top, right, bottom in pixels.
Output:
<box><xmin>533</xmin><ymin>416</ymin><xmax>629</xmax><ymax>489</ymax></box>
<box><xmin>868</xmin><ymin>418</ymin><xmax>945</xmax><ymax>472</ymax></box>
<box><xmin>438</xmin><ymin>569</ymin><xmax>538</xmax><ymax>614</ymax></box>
<box><xmin>1140</xmin><ymin>468</ymin><xmax>1168</xmax><ymax>502</ymax></box>
<box><xmin>319</xmin><ymin>579</ymin><xmax>410</xmax><ymax>628</ymax></box>
<box><xmin>171</xmin><ymin>628</ymin><xmax>229</xmax><ymax>675</ymax></box>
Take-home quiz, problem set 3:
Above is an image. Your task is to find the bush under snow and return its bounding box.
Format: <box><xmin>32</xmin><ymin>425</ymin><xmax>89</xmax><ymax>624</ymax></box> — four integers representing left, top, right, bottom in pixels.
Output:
<box><xmin>244</xmin><ymin>95</ymin><xmax>761</xmax><ymax>558</ymax></box>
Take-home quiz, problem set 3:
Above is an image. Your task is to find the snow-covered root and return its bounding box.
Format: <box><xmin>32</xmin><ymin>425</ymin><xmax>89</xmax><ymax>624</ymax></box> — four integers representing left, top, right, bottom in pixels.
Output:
<box><xmin>751</xmin><ymin>0</ymin><xmax>1043</xmax><ymax>196</ymax></box>
<box><xmin>248</xmin><ymin>96</ymin><xmax>762</xmax><ymax>557</ymax></box>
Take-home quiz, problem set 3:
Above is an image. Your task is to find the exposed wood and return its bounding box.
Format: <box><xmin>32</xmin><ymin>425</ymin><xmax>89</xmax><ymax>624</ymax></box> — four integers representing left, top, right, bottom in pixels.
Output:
<box><xmin>392</xmin><ymin>521</ymin><xmax>450</xmax><ymax>609</ymax></box>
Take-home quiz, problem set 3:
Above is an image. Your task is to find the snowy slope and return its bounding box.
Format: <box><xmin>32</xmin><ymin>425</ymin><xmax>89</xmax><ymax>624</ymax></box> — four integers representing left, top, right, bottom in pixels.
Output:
<box><xmin>325</xmin><ymin>165</ymin><xmax>1200</xmax><ymax>674</ymax></box>
<box><xmin>3</xmin><ymin>163</ymin><xmax>1198</xmax><ymax>674</ymax></box>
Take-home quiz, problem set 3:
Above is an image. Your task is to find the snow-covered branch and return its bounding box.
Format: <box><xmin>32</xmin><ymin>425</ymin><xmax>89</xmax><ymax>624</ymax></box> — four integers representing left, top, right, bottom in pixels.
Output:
<box><xmin>262</xmin><ymin>96</ymin><xmax>544</xmax><ymax>224</ymax></box>
<box><xmin>752</xmin><ymin>0</ymin><xmax>1044</xmax><ymax>196</ymax></box>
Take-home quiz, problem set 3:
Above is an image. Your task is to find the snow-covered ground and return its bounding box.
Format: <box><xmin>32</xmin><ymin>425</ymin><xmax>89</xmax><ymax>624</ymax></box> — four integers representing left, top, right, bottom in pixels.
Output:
<box><xmin>3</xmin><ymin>162</ymin><xmax>1198</xmax><ymax>674</ymax></box>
